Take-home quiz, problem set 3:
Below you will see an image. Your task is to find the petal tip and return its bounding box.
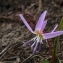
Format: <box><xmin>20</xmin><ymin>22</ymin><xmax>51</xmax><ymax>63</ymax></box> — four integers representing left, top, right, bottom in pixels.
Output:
<box><xmin>19</xmin><ymin>14</ymin><xmax>23</xmax><ymax>17</ymax></box>
<box><xmin>43</xmin><ymin>10</ymin><xmax>47</xmax><ymax>14</ymax></box>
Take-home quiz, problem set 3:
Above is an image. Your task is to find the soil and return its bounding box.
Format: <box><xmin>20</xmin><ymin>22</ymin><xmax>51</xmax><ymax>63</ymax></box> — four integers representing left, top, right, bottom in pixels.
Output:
<box><xmin>0</xmin><ymin>0</ymin><xmax>63</xmax><ymax>63</ymax></box>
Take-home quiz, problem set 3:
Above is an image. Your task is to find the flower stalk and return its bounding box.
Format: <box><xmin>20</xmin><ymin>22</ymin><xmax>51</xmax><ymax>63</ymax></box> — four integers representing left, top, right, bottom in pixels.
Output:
<box><xmin>47</xmin><ymin>40</ymin><xmax>56</xmax><ymax>62</ymax></box>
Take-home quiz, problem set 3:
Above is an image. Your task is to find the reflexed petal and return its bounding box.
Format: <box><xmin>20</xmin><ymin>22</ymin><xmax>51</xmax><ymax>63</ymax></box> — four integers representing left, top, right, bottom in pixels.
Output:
<box><xmin>37</xmin><ymin>43</ymin><xmax>42</xmax><ymax>51</ymax></box>
<box><xmin>41</xmin><ymin>20</ymin><xmax>47</xmax><ymax>31</ymax></box>
<box><xmin>51</xmin><ymin>24</ymin><xmax>58</xmax><ymax>32</ymax></box>
<box><xmin>33</xmin><ymin>42</ymin><xmax>38</xmax><ymax>54</ymax></box>
<box><xmin>31</xmin><ymin>42</ymin><xmax>36</xmax><ymax>48</ymax></box>
<box><xmin>43</xmin><ymin>31</ymin><xmax>63</xmax><ymax>39</ymax></box>
<box><xmin>22</xmin><ymin>40</ymin><xmax>33</xmax><ymax>47</ymax></box>
<box><xmin>19</xmin><ymin>14</ymin><xmax>34</xmax><ymax>33</ymax></box>
<box><xmin>35</xmin><ymin>11</ymin><xmax>47</xmax><ymax>31</ymax></box>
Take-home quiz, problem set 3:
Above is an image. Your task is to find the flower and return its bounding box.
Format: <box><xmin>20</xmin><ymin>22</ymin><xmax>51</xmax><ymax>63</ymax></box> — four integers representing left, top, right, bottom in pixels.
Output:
<box><xmin>19</xmin><ymin>11</ymin><xmax>63</xmax><ymax>54</ymax></box>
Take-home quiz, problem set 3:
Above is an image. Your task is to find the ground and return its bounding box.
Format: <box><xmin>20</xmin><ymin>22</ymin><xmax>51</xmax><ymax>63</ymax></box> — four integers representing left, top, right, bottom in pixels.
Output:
<box><xmin>0</xmin><ymin>0</ymin><xmax>63</xmax><ymax>63</ymax></box>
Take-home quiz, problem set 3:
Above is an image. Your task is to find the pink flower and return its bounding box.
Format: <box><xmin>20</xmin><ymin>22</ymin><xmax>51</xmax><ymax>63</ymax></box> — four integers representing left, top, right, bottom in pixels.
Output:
<box><xmin>19</xmin><ymin>11</ymin><xmax>63</xmax><ymax>54</ymax></box>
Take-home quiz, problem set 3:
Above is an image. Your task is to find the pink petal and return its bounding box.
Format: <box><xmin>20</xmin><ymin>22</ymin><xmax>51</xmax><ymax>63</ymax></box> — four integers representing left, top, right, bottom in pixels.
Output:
<box><xmin>35</xmin><ymin>11</ymin><xmax>47</xmax><ymax>31</ymax></box>
<box><xmin>44</xmin><ymin>31</ymin><xmax>63</xmax><ymax>39</ymax></box>
<box><xmin>33</xmin><ymin>42</ymin><xmax>38</xmax><ymax>54</ymax></box>
<box><xmin>41</xmin><ymin>20</ymin><xmax>47</xmax><ymax>31</ymax></box>
<box><xmin>31</xmin><ymin>42</ymin><xmax>36</xmax><ymax>48</ymax></box>
<box><xmin>22</xmin><ymin>40</ymin><xmax>33</xmax><ymax>47</ymax></box>
<box><xmin>51</xmin><ymin>24</ymin><xmax>58</xmax><ymax>32</ymax></box>
<box><xmin>19</xmin><ymin>14</ymin><xmax>34</xmax><ymax>33</ymax></box>
<box><xmin>37</xmin><ymin>43</ymin><xmax>42</xmax><ymax>51</ymax></box>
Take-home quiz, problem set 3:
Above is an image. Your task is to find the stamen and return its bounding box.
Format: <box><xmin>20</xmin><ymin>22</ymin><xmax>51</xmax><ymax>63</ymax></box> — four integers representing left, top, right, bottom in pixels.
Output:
<box><xmin>31</xmin><ymin>42</ymin><xmax>36</xmax><ymax>48</ymax></box>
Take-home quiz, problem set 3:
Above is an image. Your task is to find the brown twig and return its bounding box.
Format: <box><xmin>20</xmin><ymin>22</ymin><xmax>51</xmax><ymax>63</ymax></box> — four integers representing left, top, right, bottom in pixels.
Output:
<box><xmin>35</xmin><ymin>0</ymin><xmax>42</xmax><ymax>17</ymax></box>
<box><xmin>22</xmin><ymin>54</ymin><xmax>32</xmax><ymax>63</ymax></box>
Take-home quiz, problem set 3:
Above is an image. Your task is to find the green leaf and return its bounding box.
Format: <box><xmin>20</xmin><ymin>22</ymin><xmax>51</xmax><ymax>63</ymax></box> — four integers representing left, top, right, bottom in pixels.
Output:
<box><xmin>58</xmin><ymin>59</ymin><xmax>62</xmax><ymax>63</ymax></box>
<box><xmin>58</xmin><ymin>17</ymin><xmax>63</xmax><ymax>30</ymax></box>
<box><xmin>54</xmin><ymin>17</ymin><xmax>63</xmax><ymax>57</ymax></box>
<box><xmin>40</xmin><ymin>60</ymin><xmax>49</xmax><ymax>63</ymax></box>
<box><xmin>54</xmin><ymin>36</ymin><xmax>59</xmax><ymax>57</ymax></box>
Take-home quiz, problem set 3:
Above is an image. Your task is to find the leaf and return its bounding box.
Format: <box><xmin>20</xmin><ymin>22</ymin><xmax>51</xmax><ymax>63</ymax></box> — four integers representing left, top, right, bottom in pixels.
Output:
<box><xmin>58</xmin><ymin>59</ymin><xmax>62</xmax><ymax>63</ymax></box>
<box><xmin>54</xmin><ymin>17</ymin><xmax>63</xmax><ymax>57</ymax></box>
<box><xmin>58</xmin><ymin>17</ymin><xmax>63</xmax><ymax>30</ymax></box>
<box><xmin>40</xmin><ymin>60</ymin><xmax>49</xmax><ymax>63</ymax></box>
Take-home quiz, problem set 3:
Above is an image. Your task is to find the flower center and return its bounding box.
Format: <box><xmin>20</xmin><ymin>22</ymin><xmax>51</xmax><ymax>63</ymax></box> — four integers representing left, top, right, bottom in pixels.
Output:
<box><xmin>31</xmin><ymin>30</ymin><xmax>44</xmax><ymax>48</ymax></box>
<box><xmin>34</xmin><ymin>30</ymin><xmax>44</xmax><ymax>43</ymax></box>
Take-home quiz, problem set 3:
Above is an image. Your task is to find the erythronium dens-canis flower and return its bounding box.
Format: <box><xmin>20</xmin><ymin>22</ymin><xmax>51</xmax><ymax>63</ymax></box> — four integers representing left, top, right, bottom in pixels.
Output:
<box><xmin>19</xmin><ymin>11</ymin><xmax>63</xmax><ymax>54</ymax></box>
